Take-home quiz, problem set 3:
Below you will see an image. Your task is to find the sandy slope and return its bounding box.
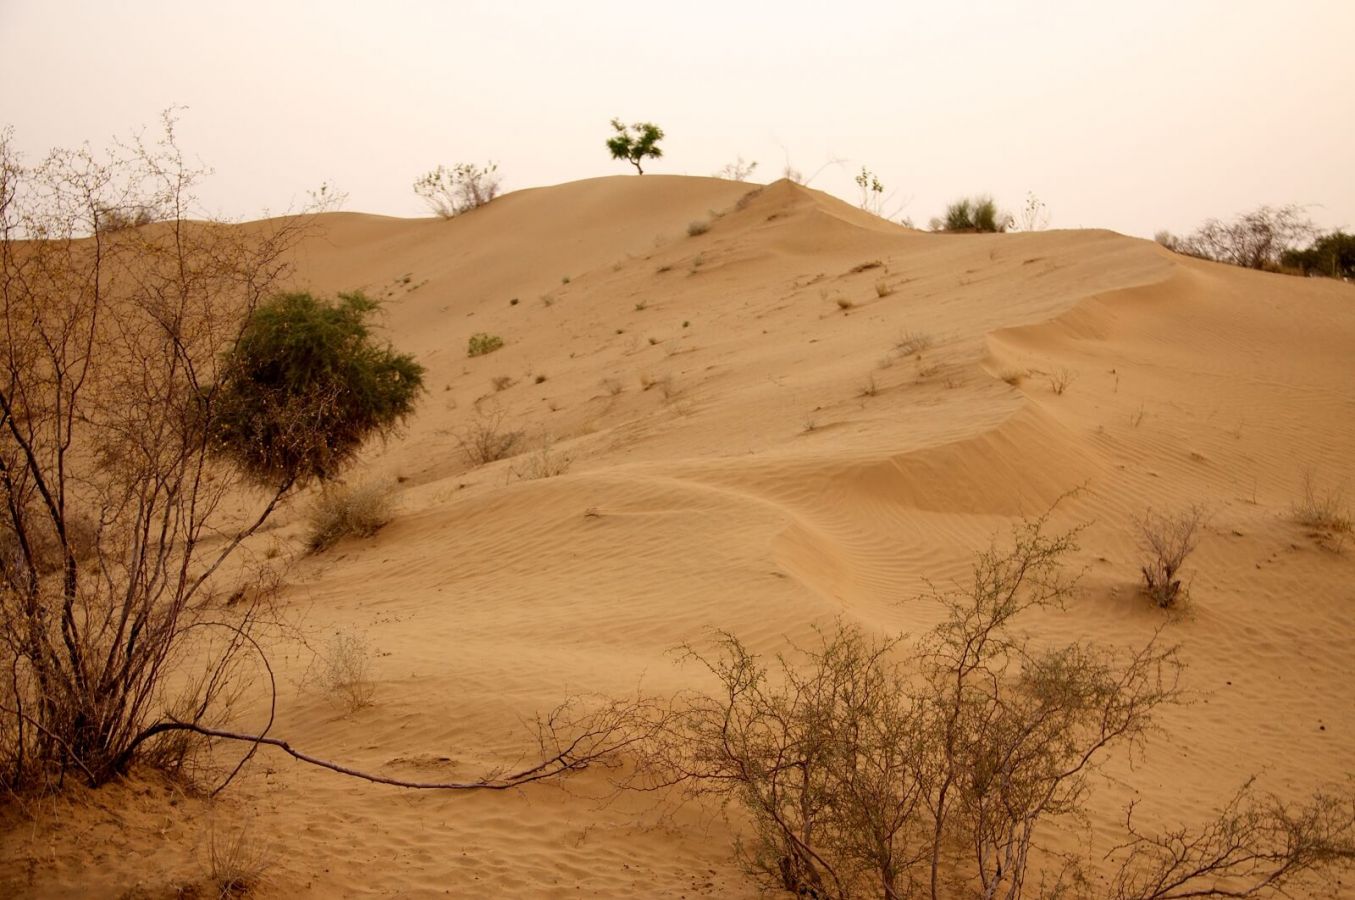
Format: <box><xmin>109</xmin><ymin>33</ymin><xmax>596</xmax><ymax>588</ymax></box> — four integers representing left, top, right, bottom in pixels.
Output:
<box><xmin>2</xmin><ymin>176</ymin><xmax>1353</xmax><ymax>898</ymax></box>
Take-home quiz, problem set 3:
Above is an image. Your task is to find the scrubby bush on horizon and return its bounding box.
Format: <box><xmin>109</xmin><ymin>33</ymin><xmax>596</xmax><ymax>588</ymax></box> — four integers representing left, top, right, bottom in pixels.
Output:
<box><xmin>413</xmin><ymin>162</ymin><xmax>501</xmax><ymax>218</ymax></box>
<box><xmin>1282</xmin><ymin>229</ymin><xmax>1355</xmax><ymax>280</ymax></box>
<box><xmin>1156</xmin><ymin>204</ymin><xmax>1318</xmax><ymax>271</ymax></box>
<box><xmin>606</xmin><ymin>119</ymin><xmax>664</xmax><ymax>174</ymax></box>
<box><xmin>935</xmin><ymin>194</ymin><xmax>1010</xmax><ymax>233</ymax></box>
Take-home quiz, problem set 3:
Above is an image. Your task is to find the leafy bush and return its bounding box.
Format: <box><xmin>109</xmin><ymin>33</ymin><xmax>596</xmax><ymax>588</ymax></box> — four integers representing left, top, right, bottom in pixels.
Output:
<box><xmin>940</xmin><ymin>195</ymin><xmax>1008</xmax><ymax>232</ymax></box>
<box><xmin>307</xmin><ymin>480</ymin><xmax>395</xmax><ymax>552</ymax></box>
<box><xmin>1282</xmin><ymin>230</ymin><xmax>1355</xmax><ymax>279</ymax></box>
<box><xmin>213</xmin><ymin>291</ymin><xmax>425</xmax><ymax>487</ymax></box>
<box><xmin>606</xmin><ymin>119</ymin><xmax>664</xmax><ymax>174</ymax></box>
<box><xmin>467</xmin><ymin>332</ymin><xmax>504</xmax><ymax>357</ymax></box>
<box><xmin>413</xmin><ymin>162</ymin><xmax>501</xmax><ymax>218</ymax></box>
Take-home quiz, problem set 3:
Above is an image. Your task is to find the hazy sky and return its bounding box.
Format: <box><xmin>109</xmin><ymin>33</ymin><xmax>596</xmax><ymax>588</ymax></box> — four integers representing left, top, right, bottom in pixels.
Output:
<box><xmin>3</xmin><ymin>0</ymin><xmax>1352</xmax><ymax>237</ymax></box>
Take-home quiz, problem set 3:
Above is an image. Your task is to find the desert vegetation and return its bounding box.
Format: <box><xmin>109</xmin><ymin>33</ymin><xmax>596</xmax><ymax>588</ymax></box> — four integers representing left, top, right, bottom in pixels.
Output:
<box><xmin>640</xmin><ymin>515</ymin><xmax>1355</xmax><ymax>898</ymax></box>
<box><xmin>1137</xmin><ymin>506</ymin><xmax>1205</xmax><ymax>608</ymax></box>
<box><xmin>606</xmin><ymin>119</ymin><xmax>664</xmax><ymax>174</ymax></box>
<box><xmin>413</xmin><ymin>162</ymin><xmax>501</xmax><ymax>218</ymax></box>
<box><xmin>1155</xmin><ymin>205</ymin><xmax>1355</xmax><ymax>279</ymax></box>
<box><xmin>306</xmin><ymin>481</ymin><xmax>396</xmax><ymax>552</ymax></box>
<box><xmin>934</xmin><ymin>195</ymin><xmax>1010</xmax><ymax>233</ymax></box>
<box><xmin>0</xmin><ymin>117</ymin><xmax>422</xmax><ymax>790</ymax></box>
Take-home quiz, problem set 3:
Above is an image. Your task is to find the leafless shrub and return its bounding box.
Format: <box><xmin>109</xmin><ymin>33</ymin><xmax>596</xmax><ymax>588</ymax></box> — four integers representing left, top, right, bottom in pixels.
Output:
<box><xmin>715</xmin><ymin>157</ymin><xmax>758</xmax><ymax>182</ymax></box>
<box><xmin>1161</xmin><ymin>205</ymin><xmax>1317</xmax><ymax>270</ymax></box>
<box><xmin>645</xmin><ymin>515</ymin><xmax>1187</xmax><ymax>898</ymax></box>
<box><xmin>1292</xmin><ymin>471</ymin><xmax>1352</xmax><ymax>551</ymax></box>
<box><xmin>306</xmin><ymin>481</ymin><xmax>395</xmax><ymax>552</ymax></box>
<box><xmin>874</xmin><ymin>279</ymin><xmax>892</xmax><ymax>298</ymax></box>
<box><xmin>319</xmin><ymin>631</ymin><xmax>375</xmax><ymax>712</ymax></box>
<box><xmin>1048</xmin><ymin>367</ymin><xmax>1076</xmax><ymax>395</ymax></box>
<box><xmin>1137</xmin><ymin>506</ymin><xmax>1205</xmax><ymax>608</ymax></box>
<box><xmin>456</xmin><ymin>407</ymin><xmax>522</xmax><ymax>466</ymax></box>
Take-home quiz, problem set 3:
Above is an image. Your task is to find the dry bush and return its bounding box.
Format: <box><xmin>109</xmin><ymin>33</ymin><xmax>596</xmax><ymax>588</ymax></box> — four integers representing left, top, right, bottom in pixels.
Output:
<box><xmin>874</xmin><ymin>279</ymin><xmax>893</xmax><ymax>298</ymax></box>
<box><xmin>999</xmin><ymin>368</ymin><xmax>1027</xmax><ymax>386</ymax></box>
<box><xmin>647</xmin><ymin>516</ymin><xmax>1186</xmax><ymax>898</ymax></box>
<box><xmin>412</xmin><ymin>162</ymin><xmax>500</xmax><ymax>218</ymax></box>
<box><xmin>643</xmin><ymin>514</ymin><xmax>1355</xmax><ymax>898</ymax></box>
<box><xmin>206</xmin><ymin>820</ymin><xmax>273</xmax><ymax>897</ymax></box>
<box><xmin>456</xmin><ymin>406</ymin><xmax>522</xmax><ymax>465</ymax></box>
<box><xmin>306</xmin><ymin>481</ymin><xmax>395</xmax><ymax>552</ymax></box>
<box><xmin>1137</xmin><ymin>506</ymin><xmax>1204</xmax><ymax>608</ymax></box>
<box><xmin>319</xmin><ymin>632</ymin><xmax>375</xmax><ymax>712</ymax></box>
<box><xmin>491</xmin><ymin>375</ymin><xmax>514</xmax><ymax>392</ymax></box>
<box><xmin>1292</xmin><ymin>471</ymin><xmax>1352</xmax><ymax>550</ymax></box>
<box><xmin>836</xmin><ymin>297</ymin><xmax>854</xmax><ymax>311</ymax></box>
<box><xmin>895</xmin><ymin>330</ymin><xmax>934</xmax><ymax>357</ymax></box>
<box><xmin>509</xmin><ymin>435</ymin><xmax>572</xmax><ymax>481</ymax></box>
<box><xmin>687</xmin><ymin>219</ymin><xmax>710</xmax><ymax>237</ymax></box>
<box><xmin>1048</xmin><ymin>366</ymin><xmax>1076</xmax><ymax>395</ymax></box>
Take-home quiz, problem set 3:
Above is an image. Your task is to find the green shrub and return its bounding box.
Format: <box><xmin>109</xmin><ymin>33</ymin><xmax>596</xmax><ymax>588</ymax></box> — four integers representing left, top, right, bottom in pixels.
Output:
<box><xmin>467</xmin><ymin>332</ymin><xmax>504</xmax><ymax>357</ymax></box>
<box><xmin>213</xmin><ymin>291</ymin><xmax>424</xmax><ymax>486</ymax></box>
<box><xmin>940</xmin><ymin>195</ymin><xmax>1008</xmax><ymax>233</ymax></box>
<box><xmin>606</xmin><ymin>119</ymin><xmax>664</xmax><ymax>174</ymax></box>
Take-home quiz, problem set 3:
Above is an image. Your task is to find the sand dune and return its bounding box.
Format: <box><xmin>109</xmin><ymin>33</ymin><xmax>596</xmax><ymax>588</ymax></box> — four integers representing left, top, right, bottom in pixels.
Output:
<box><xmin>3</xmin><ymin>176</ymin><xmax>1352</xmax><ymax>898</ymax></box>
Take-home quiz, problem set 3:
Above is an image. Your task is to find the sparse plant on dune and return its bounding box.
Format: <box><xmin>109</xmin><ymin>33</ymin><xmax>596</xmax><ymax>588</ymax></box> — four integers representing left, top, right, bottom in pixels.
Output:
<box><xmin>606</xmin><ymin>119</ymin><xmax>664</xmax><ymax>174</ymax></box>
<box><xmin>1137</xmin><ymin>505</ymin><xmax>1205</xmax><ymax>608</ymax></box>
<box><xmin>206</xmin><ymin>819</ymin><xmax>273</xmax><ymax>898</ymax></box>
<box><xmin>874</xmin><ymin>279</ymin><xmax>892</xmax><ymax>298</ymax></box>
<box><xmin>306</xmin><ymin>481</ymin><xmax>395</xmax><ymax>552</ymax></box>
<box><xmin>413</xmin><ymin>162</ymin><xmax>501</xmax><ymax>218</ymax></box>
<box><xmin>1048</xmin><ymin>366</ymin><xmax>1076</xmax><ymax>395</ymax></box>
<box><xmin>715</xmin><ymin>156</ymin><xmax>758</xmax><ymax>181</ymax></box>
<box><xmin>509</xmin><ymin>434</ymin><xmax>573</xmax><ymax>481</ymax></box>
<box><xmin>687</xmin><ymin>219</ymin><xmax>710</xmax><ymax>237</ymax></box>
<box><xmin>855</xmin><ymin>166</ymin><xmax>885</xmax><ymax>215</ymax></box>
<box><xmin>1015</xmin><ymin>191</ymin><xmax>1050</xmax><ymax>231</ymax></box>
<box><xmin>318</xmin><ymin>631</ymin><xmax>376</xmax><ymax>712</ymax></box>
<box><xmin>467</xmin><ymin>332</ymin><xmax>504</xmax><ymax>357</ymax></box>
<box><xmin>456</xmin><ymin>405</ymin><xmax>522</xmax><ymax>466</ymax></box>
<box><xmin>894</xmin><ymin>330</ymin><xmax>934</xmax><ymax>357</ymax></box>
<box><xmin>940</xmin><ymin>195</ymin><xmax>1010</xmax><ymax>233</ymax></box>
<box><xmin>1292</xmin><ymin>470</ymin><xmax>1352</xmax><ymax>551</ymax></box>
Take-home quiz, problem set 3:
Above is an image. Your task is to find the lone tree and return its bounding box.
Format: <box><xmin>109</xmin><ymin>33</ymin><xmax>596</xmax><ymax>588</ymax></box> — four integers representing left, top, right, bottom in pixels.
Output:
<box><xmin>0</xmin><ymin>116</ymin><xmax>423</xmax><ymax>790</ymax></box>
<box><xmin>606</xmin><ymin>119</ymin><xmax>664</xmax><ymax>174</ymax></box>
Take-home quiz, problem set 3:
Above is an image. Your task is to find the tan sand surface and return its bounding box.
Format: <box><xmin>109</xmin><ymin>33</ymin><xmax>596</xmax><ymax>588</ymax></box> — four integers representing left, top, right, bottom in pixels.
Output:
<box><xmin>2</xmin><ymin>175</ymin><xmax>1352</xmax><ymax>897</ymax></box>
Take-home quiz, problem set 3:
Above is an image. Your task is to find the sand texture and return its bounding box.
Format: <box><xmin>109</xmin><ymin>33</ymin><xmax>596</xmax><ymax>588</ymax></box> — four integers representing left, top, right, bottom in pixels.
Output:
<box><xmin>2</xmin><ymin>176</ymin><xmax>1353</xmax><ymax>898</ymax></box>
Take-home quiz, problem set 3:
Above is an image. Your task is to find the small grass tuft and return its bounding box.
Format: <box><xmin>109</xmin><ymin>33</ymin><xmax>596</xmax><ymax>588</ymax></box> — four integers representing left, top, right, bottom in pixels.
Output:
<box><xmin>687</xmin><ymin>219</ymin><xmax>710</xmax><ymax>237</ymax></box>
<box><xmin>307</xmin><ymin>481</ymin><xmax>394</xmax><ymax>552</ymax></box>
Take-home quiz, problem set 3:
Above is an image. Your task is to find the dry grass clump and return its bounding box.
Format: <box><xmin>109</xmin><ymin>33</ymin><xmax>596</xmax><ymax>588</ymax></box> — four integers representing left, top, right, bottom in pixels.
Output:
<box><xmin>1137</xmin><ymin>505</ymin><xmax>1205</xmax><ymax>608</ymax></box>
<box><xmin>835</xmin><ymin>297</ymin><xmax>854</xmax><ymax>311</ymax></box>
<box><xmin>510</xmin><ymin>435</ymin><xmax>573</xmax><ymax>481</ymax></box>
<box><xmin>320</xmin><ymin>631</ymin><xmax>375</xmax><ymax>712</ymax></box>
<box><xmin>999</xmin><ymin>367</ymin><xmax>1028</xmax><ymax>386</ymax></box>
<box><xmin>848</xmin><ymin>259</ymin><xmax>883</xmax><ymax>273</ymax></box>
<box><xmin>687</xmin><ymin>219</ymin><xmax>710</xmax><ymax>237</ymax></box>
<box><xmin>894</xmin><ymin>330</ymin><xmax>933</xmax><ymax>357</ymax></box>
<box><xmin>491</xmin><ymin>374</ymin><xmax>514</xmax><ymax>392</ymax></box>
<box><xmin>873</xmin><ymin>279</ymin><xmax>892</xmax><ymax>298</ymax></box>
<box><xmin>307</xmin><ymin>481</ymin><xmax>395</xmax><ymax>552</ymax></box>
<box><xmin>1293</xmin><ymin>471</ymin><xmax>1352</xmax><ymax>550</ymax></box>
<box><xmin>456</xmin><ymin>407</ymin><xmax>523</xmax><ymax>465</ymax></box>
<box><xmin>1048</xmin><ymin>366</ymin><xmax>1076</xmax><ymax>395</ymax></box>
<box><xmin>206</xmin><ymin>821</ymin><xmax>273</xmax><ymax>898</ymax></box>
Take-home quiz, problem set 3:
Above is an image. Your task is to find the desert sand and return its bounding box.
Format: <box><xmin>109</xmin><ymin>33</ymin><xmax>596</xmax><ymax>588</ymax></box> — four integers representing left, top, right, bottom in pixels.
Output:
<box><xmin>2</xmin><ymin>175</ymin><xmax>1352</xmax><ymax>897</ymax></box>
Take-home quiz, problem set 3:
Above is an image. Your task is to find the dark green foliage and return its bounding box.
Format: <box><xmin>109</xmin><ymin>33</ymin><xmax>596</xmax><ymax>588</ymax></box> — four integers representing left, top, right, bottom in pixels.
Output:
<box><xmin>941</xmin><ymin>195</ymin><xmax>1007</xmax><ymax>233</ymax></box>
<box><xmin>1282</xmin><ymin>231</ymin><xmax>1355</xmax><ymax>279</ymax></box>
<box><xmin>606</xmin><ymin>119</ymin><xmax>665</xmax><ymax>174</ymax></box>
<box><xmin>212</xmin><ymin>291</ymin><xmax>424</xmax><ymax>487</ymax></box>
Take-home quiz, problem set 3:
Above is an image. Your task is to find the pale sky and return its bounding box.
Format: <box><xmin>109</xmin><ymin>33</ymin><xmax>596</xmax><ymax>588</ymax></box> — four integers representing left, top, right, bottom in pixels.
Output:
<box><xmin>3</xmin><ymin>0</ymin><xmax>1352</xmax><ymax>238</ymax></box>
